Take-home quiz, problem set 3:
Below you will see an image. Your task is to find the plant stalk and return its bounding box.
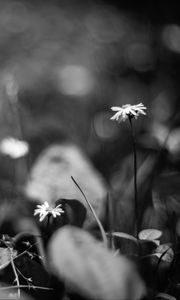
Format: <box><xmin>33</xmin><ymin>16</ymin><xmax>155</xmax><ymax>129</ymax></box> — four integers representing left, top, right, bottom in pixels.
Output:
<box><xmin>129</xmin><ymin>117</ymin><xmax>138</xmax><ymax>238</ymax></box>
<box><xmin>71</xmin><ymin>176</ymin><xmax>108</xmax><ymax>247</ymax></box>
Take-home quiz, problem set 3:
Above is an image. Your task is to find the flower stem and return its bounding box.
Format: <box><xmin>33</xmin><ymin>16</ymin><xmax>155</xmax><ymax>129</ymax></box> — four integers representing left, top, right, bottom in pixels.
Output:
<box><xmin>129</xmin><ymin>117</ymin><xmax>138</xmax><ymax>238</ymax></box>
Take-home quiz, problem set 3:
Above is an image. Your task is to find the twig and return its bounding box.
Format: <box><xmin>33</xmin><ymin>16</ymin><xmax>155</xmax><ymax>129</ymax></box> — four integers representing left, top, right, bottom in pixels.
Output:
<box><xmin>13</xmin><ymin>229</ymin><xmax>47</xmax><ymax>271</ymax></box>
<box><xmin>16</xmin><ymin>266</ymin><xmax>32</xmax><ymax>284</ymax></box>
<box><xmin>9</xmin><ymin>248</ymin><xmax>20</xmax><ymax>299</ymax></box>
<box><xmin>0</xmin><ymin>285</ymin><xmax>53</xmax><ymax>291</ymax></box>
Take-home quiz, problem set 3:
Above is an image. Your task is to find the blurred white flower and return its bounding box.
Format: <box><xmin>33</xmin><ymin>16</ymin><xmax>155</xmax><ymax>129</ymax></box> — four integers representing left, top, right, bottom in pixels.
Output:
<box><xmin>34</xmin><ymin>201</ymin><xmax>64</xmax><ymax>222</ymax></box>
<box><xmin>110</xmin><ymin>103</ymin><xmax>147</xmax><ymax>123</ymax></box>
<box><xmin>0</xmin><ymin>137</ymin><xmax>29</xmax><ymax>159</ymax></box>
<box><xmin>4</xmin><ymin>73</ymin><xmax>18</xmax><ymax>99</ymax></box>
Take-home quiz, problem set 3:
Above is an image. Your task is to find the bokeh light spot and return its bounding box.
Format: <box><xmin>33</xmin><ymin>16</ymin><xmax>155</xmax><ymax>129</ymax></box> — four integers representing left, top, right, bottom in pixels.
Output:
<box><xmin>93</xmin><ymin>111</ymin><xmax>119</xmax><ymax>139</ymax></box>
<box><xmin>162</xmin><ymin>24</ymin><xmax>180</xmax><ymax>53</ymax></box>
<box><xmin>0</xmin><ymin>137</ymin><xmax>29</xmax><ymax>159</ymax></box>
<box><xmin>126</xmin><ymin>43</ymin><xmax>155</xmax><ymax>72</ymax></box>
<box><xmin>152</xmin><ymin>91</ymin><xmax>173</xmax><ymax>122</ymax></box>
<box><xmin>85</xmin><ymin>7</ymin><xmax>126</xmax><ymax>43</ymax></box>
<box><xmin>1</xmin><ymin>1</ymin><xmax>31</xmax><ymax>33</ymax></box>
<box><xmin>56</xmin><ymin>65</ymin><xmax>93</xmax><ymax>96</ymax></box>
<box><xmin>167</xmin><ymin>128</ymin><xmax>180</xmax><ymax>155</ymax></box>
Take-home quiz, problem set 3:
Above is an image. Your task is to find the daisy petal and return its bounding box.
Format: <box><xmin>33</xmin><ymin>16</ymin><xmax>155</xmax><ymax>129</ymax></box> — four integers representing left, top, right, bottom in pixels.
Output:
<box><xmin>111</xmin><ymin>107</ymin><xmax>122</xmax><ymax>111</ymax></box>
<box><xmin>110</xmin><ymin>102</ymin><xmax>147</xmax><ymax>123</ymax></box>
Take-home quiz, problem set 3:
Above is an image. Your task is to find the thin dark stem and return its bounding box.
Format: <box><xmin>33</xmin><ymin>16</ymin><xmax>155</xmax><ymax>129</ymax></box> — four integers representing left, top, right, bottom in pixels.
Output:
<box><xmin>46</xmin><ymin>215</ymin><xmax>51</xmax><ymax>234</ymax></box>
<box><xmin>129</xmin><ymin>117</ymin><xmax>138</xmax><ymax>238</ymax></box>
<box><xmin>71</xmin><ymin>176</ymin><xmax>108</xmax><ymax>246</ymax></box>
<box><xmin>13</xmin><ymin>230</ymin><xmax>47</xmax><ymax>271</ymax></box>
<box><xmin>106</xmin><ymin>192</ymin><xmax>115</xmax><ymax>250</ymax></box>
<box><xmin>10</xmin><ymin>247</ymin><xmax>21</xmax><ymax>298</ymax></box>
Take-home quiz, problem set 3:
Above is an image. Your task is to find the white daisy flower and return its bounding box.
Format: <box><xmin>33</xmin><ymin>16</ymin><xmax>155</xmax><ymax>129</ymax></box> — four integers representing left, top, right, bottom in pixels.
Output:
<box><xmin>34</xmin><ymin>201</ymin><xmax>64</xmax><ymax>222</ymax></box>
<box><xmin>0</xmin><ymin>137</ymin><xmax>29</xmax><ymax>159</ymax></box>
<box><xmin>110</xmin><ymin>103</ymin><xmax>147</xmax><ymax>123</ymax></box>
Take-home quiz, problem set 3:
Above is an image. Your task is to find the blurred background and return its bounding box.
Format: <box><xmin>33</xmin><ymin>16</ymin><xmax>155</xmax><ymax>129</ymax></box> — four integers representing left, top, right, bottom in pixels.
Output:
<box><xmin>0</xmin><ymin>0</ymin><xmax>180</xmax><ymax>197</ymax></box>
<box><xmin>1</xmin><ymin>3</ymin><xmax>180</xmax><ymax>298</ymax></box>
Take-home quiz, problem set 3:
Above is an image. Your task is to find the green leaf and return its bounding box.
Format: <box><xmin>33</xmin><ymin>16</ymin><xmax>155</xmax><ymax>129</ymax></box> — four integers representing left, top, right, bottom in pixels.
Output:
<box><xmin>111</xmin><ymin>232</ymin><xmax>138</xmax><ymax>243</ymax></box>
<box><xmin>138</xmin><ymin>229</ymin><xmax>162</xmax><ymax>241</ymax></box>
<box><xmin>156</xmin><ymin>292</ymin><xmax>176</xmax><ymax>300</ymax></box>
<box><xmin>0</xmin><ymin>247</ymin><xmax>17</xmax><ymax>270</ymax></box>
<box><xmin>48</xmin><ymin>226</ymin><xmax>146</xmax><ymax>300</ymax></box>
<box><xmin>154</xmin><ymin>244</ymin><xmax>174</xmax><ymax>263</ymax></box>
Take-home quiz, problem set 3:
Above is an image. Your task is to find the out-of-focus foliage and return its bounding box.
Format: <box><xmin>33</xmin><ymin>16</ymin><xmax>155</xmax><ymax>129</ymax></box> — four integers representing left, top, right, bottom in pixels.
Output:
<box><xmin>48</xmin><ymin>225</ymin><xmax>146</xmax><ymax>300</ymax></box>
<box><xmin>0</xmin><ymin>286</ymin><xmax>33</xmax><ymax>300</ymax></box>
<box><xmin>25</xmin><ymin>143</ymin><xmax>107</xmax><ymax>228</ymax></box>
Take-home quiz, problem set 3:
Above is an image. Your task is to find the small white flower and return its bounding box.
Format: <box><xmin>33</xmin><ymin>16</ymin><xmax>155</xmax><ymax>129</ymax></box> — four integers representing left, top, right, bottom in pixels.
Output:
<box><xmin>110</xmin><ymin>103</ymin><xmax>147</xmax><ymax>123</ymax></box>
<box><xmin>0</xmin><ymin>137</ymin><xmax>29</xmax><ymax>159</ymax></box>
<box><xmin>34</xmin><ymin>201</ymin><xmax>64</xmax><ymax>222</ymax></box>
